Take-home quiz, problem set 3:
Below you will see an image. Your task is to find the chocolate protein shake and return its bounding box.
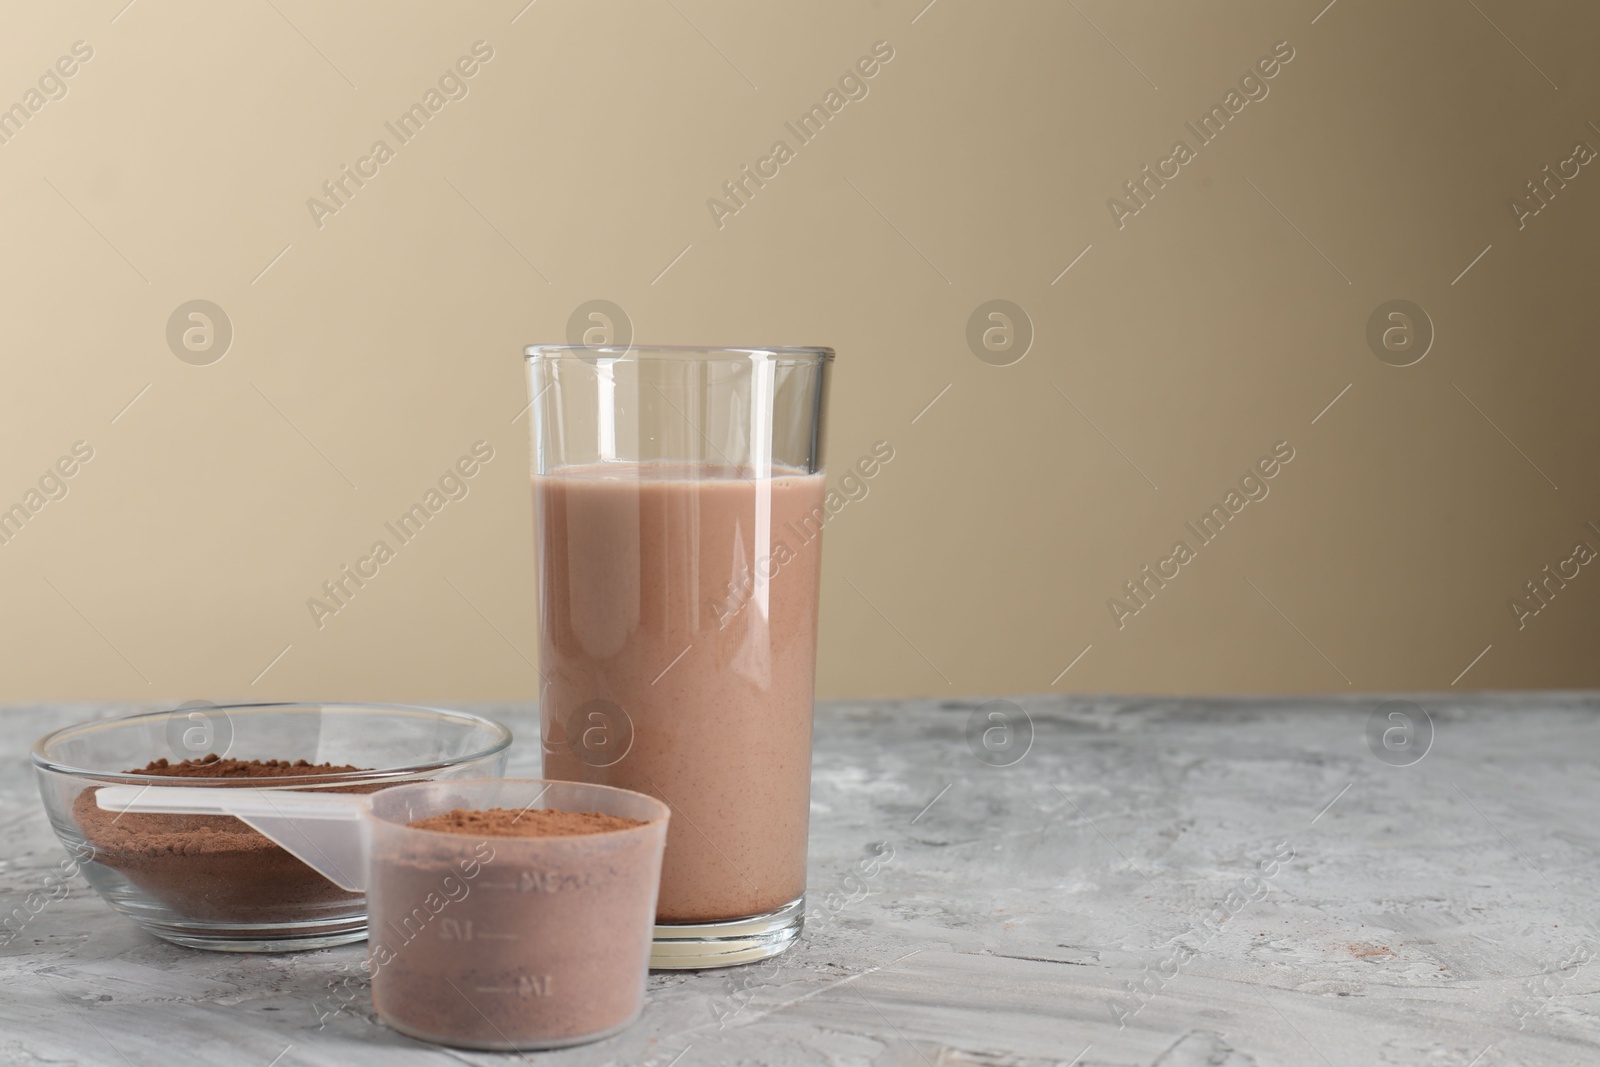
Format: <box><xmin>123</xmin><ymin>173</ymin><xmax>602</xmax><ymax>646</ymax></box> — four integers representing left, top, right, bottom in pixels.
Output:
<box><xmin>535</xmin><ymin>463</ymin><xmax>825</xmax><ymax>923</ymax></box>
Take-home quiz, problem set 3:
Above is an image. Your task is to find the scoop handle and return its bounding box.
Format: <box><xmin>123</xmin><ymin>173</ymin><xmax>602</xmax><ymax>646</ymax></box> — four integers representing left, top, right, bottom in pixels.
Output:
<box><xmin>94</xmin><ymin>785</ymin><xmax>372</xmax><ymax>892</ymax></box>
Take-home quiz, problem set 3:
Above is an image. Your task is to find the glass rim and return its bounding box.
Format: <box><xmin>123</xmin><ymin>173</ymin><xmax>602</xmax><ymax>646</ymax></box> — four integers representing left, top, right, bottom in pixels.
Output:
<box><xmin>29</xmin><ymin>702</ymin><xmax>514</xmax><ymax>785</ymax></box>
<box><xmin>524</xmin><ymin>344</ymin><xmax>833</xmax><ymax>363</ymax></box>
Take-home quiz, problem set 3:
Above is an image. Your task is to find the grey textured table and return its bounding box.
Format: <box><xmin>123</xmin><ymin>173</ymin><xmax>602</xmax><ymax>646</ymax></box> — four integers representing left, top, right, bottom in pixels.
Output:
<box><xmin>3</xmin><ymin>696</ymin><xmax>1598</xmax><ymax>1066</ymax></box>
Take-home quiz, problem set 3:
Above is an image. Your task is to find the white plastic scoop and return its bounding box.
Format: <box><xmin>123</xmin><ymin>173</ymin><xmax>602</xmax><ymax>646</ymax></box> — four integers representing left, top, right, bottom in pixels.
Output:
<box><xmin>97</xmin><ymin>785</ymin><xmax>373</xmax><ymax>891</ymax></box>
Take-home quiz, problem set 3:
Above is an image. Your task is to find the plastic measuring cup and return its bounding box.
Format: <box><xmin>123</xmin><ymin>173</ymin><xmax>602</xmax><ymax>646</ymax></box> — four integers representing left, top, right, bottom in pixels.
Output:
<box><xmin>96</xmin><ymin>778</ymin><xmax>669</xmax><ymax>1050</ymax></box>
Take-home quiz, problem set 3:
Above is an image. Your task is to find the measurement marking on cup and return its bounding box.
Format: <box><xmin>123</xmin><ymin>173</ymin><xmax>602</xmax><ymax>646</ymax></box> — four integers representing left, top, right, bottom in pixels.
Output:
<box><xmin>477</xmin><ymin>975</ymin><xmax>553</xmax><ymax>997</ymax></box>
<box><xmin>478</xmin><ymin>870</ymin><xmax>589</xmax><ymax>893</ymax></box>
<box><xmin>438</xmin><ymin>917</ymin><xmax>517</xmax><ymax>941</ymax></box>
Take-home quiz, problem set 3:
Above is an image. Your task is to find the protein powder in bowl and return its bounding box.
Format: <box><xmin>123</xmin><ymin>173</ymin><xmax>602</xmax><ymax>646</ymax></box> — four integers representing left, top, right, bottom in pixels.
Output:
<box><xmin>31</xmin><ymin>703</ymin><xmax>512</xmax><ymax>952</ymax></box>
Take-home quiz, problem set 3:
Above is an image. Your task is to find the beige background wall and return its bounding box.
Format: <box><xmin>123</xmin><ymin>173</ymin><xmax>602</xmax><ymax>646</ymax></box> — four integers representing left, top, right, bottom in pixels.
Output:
<box><xmin>1</xmin><ymin>0</ymin><xmax>1596</xmax><ymax>704</ymax></box>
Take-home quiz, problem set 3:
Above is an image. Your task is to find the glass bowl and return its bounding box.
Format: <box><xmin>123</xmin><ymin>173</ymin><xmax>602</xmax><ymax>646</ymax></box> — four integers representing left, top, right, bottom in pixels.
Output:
<box><xmin>31</xmin><ymin>703</ymin><xmax>512</xmax><ymax>952</ymax></box>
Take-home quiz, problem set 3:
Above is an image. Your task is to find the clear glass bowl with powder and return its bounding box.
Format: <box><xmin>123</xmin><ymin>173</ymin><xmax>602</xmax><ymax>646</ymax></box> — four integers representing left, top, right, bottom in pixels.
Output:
<box><xmin>31</xmin><ymin>703</ymin><xmax>512</xmax><ymax>951</ymax></box>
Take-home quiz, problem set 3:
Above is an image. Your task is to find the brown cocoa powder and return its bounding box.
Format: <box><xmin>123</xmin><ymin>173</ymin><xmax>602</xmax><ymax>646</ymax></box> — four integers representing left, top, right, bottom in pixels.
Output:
<box><xmin>370</xmin><ymin>806</ymin><xmax>661</xmax><ymax>1048</ymax></box>
<box><xmin>408</xmin><ymin>807</ymin><xmax>645</xmax><ymax>837</ymax></box>
<box><xmin>129</xmin><ymin>755</ymin><xmax>365</xmax><ymax>779</ymax></box>
<box><xmin>72</xmin><ymin>755</ymin><xmax>371</xmax><ymax>926</ymax></box>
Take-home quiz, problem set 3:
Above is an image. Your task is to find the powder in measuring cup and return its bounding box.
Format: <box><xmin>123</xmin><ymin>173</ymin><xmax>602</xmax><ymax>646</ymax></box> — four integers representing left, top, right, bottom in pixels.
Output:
<box><xmin>409</xmin><ymin>807</ymin><xmax>645</xmax><ymax>837</ymax></box>
<box><xmin>370</xmin><ymin>805</ymin><xmax>660</xmax><ymax>1049</ymax></box>
<box><xmin>72</xmin><ymin>755</ymin><xmax>371</xmax><ymax>924</ymax></box>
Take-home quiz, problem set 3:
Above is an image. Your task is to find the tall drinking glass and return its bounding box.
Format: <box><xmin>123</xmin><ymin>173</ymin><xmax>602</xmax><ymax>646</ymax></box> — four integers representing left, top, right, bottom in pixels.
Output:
<box><xmin>524</xmin><ymin>345</ymin><xmax>831</xmax><ymax>968</ymax></box>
